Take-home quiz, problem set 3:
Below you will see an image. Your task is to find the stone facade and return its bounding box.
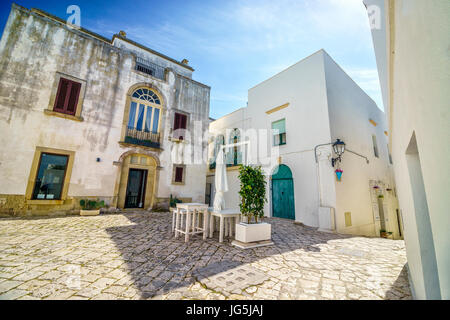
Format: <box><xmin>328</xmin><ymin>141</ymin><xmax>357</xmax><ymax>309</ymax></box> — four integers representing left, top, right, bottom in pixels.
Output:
<box><xmin>0</xmin><ymin>4</ymin><xmax>210</xmax><ymax>216</ymax></box>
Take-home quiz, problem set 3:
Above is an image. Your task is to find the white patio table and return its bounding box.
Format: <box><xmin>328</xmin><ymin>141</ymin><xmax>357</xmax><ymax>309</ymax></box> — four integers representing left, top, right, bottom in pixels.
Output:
<box><xmin>174</xmin><ymin>203</ymin><xmax>209</xmax><ymax>242</ymax></box>
<box><xmin>209</xmin><ymin>208</ymin><xmax>242</xmax><ymax>243</ymax></box>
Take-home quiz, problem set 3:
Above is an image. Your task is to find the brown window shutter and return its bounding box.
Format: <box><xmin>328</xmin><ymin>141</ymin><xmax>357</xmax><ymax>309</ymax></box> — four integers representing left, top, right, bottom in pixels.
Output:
<box><xmin>54</xmin><ymin>78</ymin><xmax>81</xmax><ymax>115</ymax></box>
<box><xmin>174</xmin><ymin>113</ymin><xmax>181</xmax><ymax>130</ymax></box>
<box><xmin>175</xmin><ymin>167</ymin><xmax>183</xmax><ymax>182</ymax></box>
<box><xmin>66</xmin><ymin>81</ymin><xmax>81</xmax><ymax>114</ymax></box>
<box><xmin>54</xmin><ymin>78</ymin><xmax>69</xmax><ymax>111</ymax></box>
<box><xmin>180</xmin><ymin>114</ymin><xmax>187</xmax><ymax>129</ymax></box>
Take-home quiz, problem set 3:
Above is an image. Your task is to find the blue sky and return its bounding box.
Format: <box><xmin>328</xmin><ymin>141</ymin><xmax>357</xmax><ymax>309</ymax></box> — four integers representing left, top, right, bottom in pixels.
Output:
<box><xmin>0</xmin><ymin>0</ymin><xmax>382</xmax><ymax>119</ymax></box>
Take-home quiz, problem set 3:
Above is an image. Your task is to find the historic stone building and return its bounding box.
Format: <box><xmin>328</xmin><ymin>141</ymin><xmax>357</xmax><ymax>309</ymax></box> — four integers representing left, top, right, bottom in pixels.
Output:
<box><xmin>0</xmin><ymin>4</ymin><xmax>210</xmax><ymax>215</ymax></box>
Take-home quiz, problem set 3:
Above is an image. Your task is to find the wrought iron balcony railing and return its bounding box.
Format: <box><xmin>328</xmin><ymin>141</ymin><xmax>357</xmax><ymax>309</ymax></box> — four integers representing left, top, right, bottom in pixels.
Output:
<box><xmin>135</xmin><ymin>57</ymin><xmax>166</xmax><ymax>81</ymax></box>
<box><xmin>124</xmin><ymin>127</ymin><xmax>161</xmax><ymax>149</ymax></box>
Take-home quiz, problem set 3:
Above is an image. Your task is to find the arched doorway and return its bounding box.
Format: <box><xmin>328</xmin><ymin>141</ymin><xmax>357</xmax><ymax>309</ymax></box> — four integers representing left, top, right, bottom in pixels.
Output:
<box><xmin>271</xmin><ymin>164</ymin><xmax>295</xmax><ymax>220</ymax></box>
<box><xmin>117</xmin><ymin>153</ymin><xmax>158</xmax><ymax>209</ymax></box>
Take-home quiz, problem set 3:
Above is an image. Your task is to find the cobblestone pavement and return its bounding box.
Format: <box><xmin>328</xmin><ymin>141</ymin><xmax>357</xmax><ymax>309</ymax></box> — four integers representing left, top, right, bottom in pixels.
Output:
<box><xmin>0</xmin><ymin>211</ymin><xmax>411</xmax><ymax>300</ymax></box>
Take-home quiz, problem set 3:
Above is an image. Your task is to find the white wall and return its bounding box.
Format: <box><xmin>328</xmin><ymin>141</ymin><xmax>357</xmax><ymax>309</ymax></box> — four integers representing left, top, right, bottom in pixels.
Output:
<box><xmin>323</xmin><ymin>51</ymin><xmax>398</xmax><ymax>237</ymax></box>
<box><xmin>247</xmin><ymin>50</ymin><xmax>333</xmax><ymax>227</ymax></box>
<box><xmin>209</xmin><ymin>51</ymin><xmax>333</xmax><ymax>227</ymax></box>
<box><xmin>208</xmin><ymin>108</ymin><xmax>247</xmax><ymax>210</ymax></box>
<box><xmin>208</xmin><ymin>49</ymin><xmax>401</xmax><ymax>238</ymax></box>
<box><xmin>365</xmin><ymin>0</ymin><xmax>450</xmax><ymax>299</ymax></box>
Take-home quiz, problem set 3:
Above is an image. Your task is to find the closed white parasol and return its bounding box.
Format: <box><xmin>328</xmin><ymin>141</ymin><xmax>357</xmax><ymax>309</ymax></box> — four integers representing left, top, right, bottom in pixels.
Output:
<box><xmin>213</xmin><ymin>148</ymin><xmax>228</xmax><ymax>211</ymax></box>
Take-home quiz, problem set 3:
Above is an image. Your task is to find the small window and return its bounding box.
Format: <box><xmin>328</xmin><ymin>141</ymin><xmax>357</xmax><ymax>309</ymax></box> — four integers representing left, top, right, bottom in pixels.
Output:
<box><xmin>175</xmin><ymin>167</ymin><xmax>183</xmax><ymax>182</ymax></box>
<box><xmin>173</xmin><ymin>112</ymin><xmax>188</xmax><ymax>140</ymax></box>
<box><xmin>272</xmin><ymin>119</ymin><xmax>286</xmax><ymax>146</ymax></box>
<box><xmin>54</xmin><ymin>78</ymin><xmax>81</xmax><ymax>115</ymax></box>
<box><xmin>387</xmin><ymin>144</ymin><xmax>393</xmax><ymax>164</ymax></box>
<box><xmin>172</xmin><ymin>165</ymin><xmax>186</xmax><ymax>184</ymax></box>
<box><xmin>136</xmin><ymin>64</ymin><xmax>155</xmax><ymax>77</ymax></box>
<box><xmin>372</xmin><ymin>135</ymin><xmax>379</xmax><ymax>158</ymax></box>
<box><xmin>345</xmin><ymin>212</ymin><xmax>352</xmax><ymax>227</ymax></box>
<box><xmin>32</xmin><ymin>153</ymin><xmax>69</xmax><ymax>200</ymax></box>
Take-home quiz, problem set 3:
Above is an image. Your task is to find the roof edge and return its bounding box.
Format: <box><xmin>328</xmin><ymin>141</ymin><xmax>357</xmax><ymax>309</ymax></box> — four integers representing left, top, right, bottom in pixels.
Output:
<box><xmin>10</xmin><ymin>4</ymin><xmax>194</xmax><ymax>72</ymax></box>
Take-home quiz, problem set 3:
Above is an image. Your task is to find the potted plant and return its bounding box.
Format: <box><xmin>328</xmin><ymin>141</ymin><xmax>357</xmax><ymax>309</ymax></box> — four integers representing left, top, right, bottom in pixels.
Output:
<box><xmin>79</xmin><ymin>199</ymin><xmax>105</xmax><ymax>216</ymax></box>
<box><xmin>380</xmin><ymin>229</ymin><xmax>389</xmax><ymax>238</ymax></box>
<box><xmin>169</xmin><ymin>194</ymin><xmax>182</xmax><ymax>208</ymax></box>
<box><xmin>335</xmin><ymin>169</ymin><xmax>343</xmax><ymax>181</ymax></box>
<box><xmin>234</xmin><ymin>165</ymin><xmax>271</xmax><ymax>244</ymax></box>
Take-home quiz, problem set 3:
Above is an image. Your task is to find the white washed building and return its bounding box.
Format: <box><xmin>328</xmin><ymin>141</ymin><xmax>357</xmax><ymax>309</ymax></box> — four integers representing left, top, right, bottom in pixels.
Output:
<box><xmin>207</xmin><ymin>50</ymin><xmax>401</xmax><ymax>238</ymax></box>
<box><xmin>364</xmin><ymin>0</ymin><xmax>450</xmax><ymax>299</ymax></box>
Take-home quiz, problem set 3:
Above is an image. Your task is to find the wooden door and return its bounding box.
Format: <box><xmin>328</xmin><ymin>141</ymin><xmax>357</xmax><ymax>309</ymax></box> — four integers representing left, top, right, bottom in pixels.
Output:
<box><xmin>272</xmin><ymin>165</ymin><xmax>295</xmax><ymax>220</ymax></box>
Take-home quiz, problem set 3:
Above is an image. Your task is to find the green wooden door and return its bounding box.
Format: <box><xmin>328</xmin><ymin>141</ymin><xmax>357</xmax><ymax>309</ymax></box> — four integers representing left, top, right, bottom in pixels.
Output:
<box><xmin>272</xmin><ymin>165</ymin><xmax>295</xmax><ymax>220</ymax></box>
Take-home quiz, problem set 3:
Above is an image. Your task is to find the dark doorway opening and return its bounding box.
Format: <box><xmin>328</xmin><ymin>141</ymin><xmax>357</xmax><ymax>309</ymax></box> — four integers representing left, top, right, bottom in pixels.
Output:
<box><xmin>125</xmin><ymin>168</ymin><xmax>148</xmax><ymax>208</ymax></box>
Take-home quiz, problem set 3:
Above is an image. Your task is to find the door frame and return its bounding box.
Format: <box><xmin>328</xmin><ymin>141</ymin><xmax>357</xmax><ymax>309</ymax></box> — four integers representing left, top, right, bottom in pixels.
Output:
<box><xmin>124</xmin><ymin>168</ymin><xmax>148</xmax><ymax>209</ymax></box>
<box><xmin>116</xmin><ymin>153</ymin><xmax>158</xmax><ymax>210</ymax></box>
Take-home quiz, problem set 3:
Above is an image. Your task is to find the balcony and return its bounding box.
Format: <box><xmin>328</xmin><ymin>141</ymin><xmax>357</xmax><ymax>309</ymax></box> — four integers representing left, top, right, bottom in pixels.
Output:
<box><xmin>209</xmin><ymin>151</ymin><xmax>242</xmax><ymax>170</ymax></box>
<box><xmin>135</xmin><ymin>57</ymin><xmax>166</xmax><ymax>81</ymax></box>
<box><xmin>124</xmin><ymin>127</ymin><xmax>161</xmax><ymax>149</ymax></box>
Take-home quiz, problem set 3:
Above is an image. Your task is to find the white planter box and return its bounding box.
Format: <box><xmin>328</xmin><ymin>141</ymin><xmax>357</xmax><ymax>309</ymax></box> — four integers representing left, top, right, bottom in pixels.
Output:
<box><xmin>235</xmin><ymin>222</ymin><xmax>271</xmax><ymax>243</ymax></box>
<box><xmin>80</xmin><ymin>209</ymin><xmax>100</xmax><ymax>216</ymax></box>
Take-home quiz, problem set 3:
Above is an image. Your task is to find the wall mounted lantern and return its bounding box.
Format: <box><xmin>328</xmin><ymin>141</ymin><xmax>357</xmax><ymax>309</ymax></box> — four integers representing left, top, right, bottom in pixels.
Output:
<box><xmin>314</xmin><ymin>139</ymin><xmax>370</xmax><ymax>167</ymax></box>
<box><xmin>331</xmin><ymin>139</ymin><xmax>346</xmax><ymax>167</ymax></box>
<box><xmin>332</xmin><ymin>139</ymin><xmax>346</xmax><ymax>156</ymax></box>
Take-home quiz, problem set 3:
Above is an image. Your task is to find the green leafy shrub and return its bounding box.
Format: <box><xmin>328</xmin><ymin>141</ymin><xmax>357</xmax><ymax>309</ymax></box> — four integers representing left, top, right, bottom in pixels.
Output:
<box><xmin>79</xmin><ymin>199</ymin><xmax>105</xmax><ymax>210</ymax></box>
<box><xmin>169</xmin><ymin>194</ymin><xmax>182</xmax><ymax>208</ymax></box>
<box><xmin>238</xmin><ymin>165</ymin><xmax>267</xmax><ymax>223</ymax></box>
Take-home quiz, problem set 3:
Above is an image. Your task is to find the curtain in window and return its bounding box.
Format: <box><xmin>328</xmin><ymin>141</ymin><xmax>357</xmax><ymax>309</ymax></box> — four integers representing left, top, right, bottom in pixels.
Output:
<box><xmin>128</xmin><ymin>102</ymin><xmax>137</xmax><ymax>128</ymax></box>
<box><xmin>152</xmin><ymin>108</ymin><xmax>160</xmax><ymax>133</ymax></box>
<box><xmin>145</xmin><ymin>106</ymin><xmax>153</xmax><ymax>132</ymax></box>
<box><xmin>136</xmin><ymin>104</ymin><xmax>145</xmax><ymax>131</ymax></box>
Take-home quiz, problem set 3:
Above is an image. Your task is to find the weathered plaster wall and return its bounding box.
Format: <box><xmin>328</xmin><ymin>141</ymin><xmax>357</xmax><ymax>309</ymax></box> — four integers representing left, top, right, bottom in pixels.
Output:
<box><xmin>112</xmin><ymin>37</ymin><xmax>193</xmax><ymax>79</ymax></box>
<box><xmin>0</xmin><ymin>5</ymin><xmax>210</xmax><ymax>215</ymax></box>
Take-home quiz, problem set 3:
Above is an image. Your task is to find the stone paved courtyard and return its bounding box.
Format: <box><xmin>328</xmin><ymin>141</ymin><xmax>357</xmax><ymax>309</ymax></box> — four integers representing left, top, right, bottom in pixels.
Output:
<box><xmin>0</xmin><ymin>211</ymin><xmax>411</xmax><ymax>300</ymax></box>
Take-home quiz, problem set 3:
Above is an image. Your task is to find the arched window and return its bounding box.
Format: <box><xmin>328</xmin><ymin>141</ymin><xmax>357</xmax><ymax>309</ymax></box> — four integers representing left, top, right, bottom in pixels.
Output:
<box><xmin>209</xmin><ymin>135</ymin><xmax>225</xmax><ymax>170</ymax></box>
<box><xmin>215</xmin><ymin>135</ymin><xmax>225</xmax><ymax>157</ymax></box>
<box><xmin>128</xmin><ymin>88</ymin><xmax>162</xmax><ymax>134</ymax></box>
<box><xmin>228</xmin><ymin>129</ymin><xmax>241</xmax><ymax>166</ymax></box>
